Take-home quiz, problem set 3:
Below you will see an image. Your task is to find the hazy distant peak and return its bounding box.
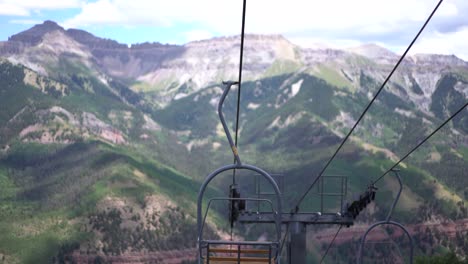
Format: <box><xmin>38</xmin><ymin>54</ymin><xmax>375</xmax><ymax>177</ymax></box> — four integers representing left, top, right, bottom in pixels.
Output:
<box><xmin>300</xmin><ymin>42</ymin><xmax>333</xmax><ymax>50</ymax></box>
<box><xmin>245</xmin><ymin>34</ymin><xmax>290</xmax><ymax>41</ymax></box>
<box><xmin>66</xmin><ymin>28</ymin><xmax>97</xmax><ymax>42</ymax></box>
<box><xmin>42</xmin><ymin>20</ymin><xmax>62</xmax><ymax>29</ymax></box>
<box><xmin>9</xmin><ymin>20</ymin><xmax>64</xmax><ymax>45</ymax></box>
<box><xmin>130</xmin><ymin>42</ymin><xmax>180</xmax><ymax>50</ymax></box>
<box><xmin>347</xmin><ymin>43</ymin><xmax>397</xmax><ymax>59</ymax></box>
<box><xmin>186</xmin><ymin>34</ymin><xmax>290</xmax><ymax>45</ymax></box>
<box><xmin>411</xmin><ymin>53</ymin><xmax>466</xmax><ymax>66</ymax></box>
<box><xmin>66</xmin><ymin>28</ymin><xmax>127</xmax><ymax>49</ymax></box>
<box><xmin>35</xmin><ymin>20</ymin><xmax>64</xmax><ymax>32</ymax></box>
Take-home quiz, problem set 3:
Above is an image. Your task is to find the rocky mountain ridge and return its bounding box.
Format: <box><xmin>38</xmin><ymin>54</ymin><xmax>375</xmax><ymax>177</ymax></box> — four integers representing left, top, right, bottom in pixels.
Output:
<box><xmin>1</xmin><ymin>21</ymin><xmax>466</xmax><ymax>142</ymax></box>
<box><xmin>0</xmin><ymin>20</ymin><xmax>467</xmax><ymax>263</ymax></box>
<box><xmin>2</xmin><ymin>21</ymin><xmax>466</xmax><ymax>103</ymax></box>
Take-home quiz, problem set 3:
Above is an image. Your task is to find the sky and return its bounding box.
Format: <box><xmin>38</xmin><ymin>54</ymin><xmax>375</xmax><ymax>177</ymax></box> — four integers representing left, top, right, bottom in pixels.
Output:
<box><xmin>1</xmin><ymin>0</ymin><xmax>468</xmax><ymax>60</ymax></box>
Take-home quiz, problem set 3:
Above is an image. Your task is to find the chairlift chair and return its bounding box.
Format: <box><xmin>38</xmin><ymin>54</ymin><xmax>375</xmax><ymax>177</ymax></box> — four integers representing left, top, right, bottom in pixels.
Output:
<box><xmin>197</xmin><ymin>82</ymin><xmax>283</xmax><ymax>264</ymax></box>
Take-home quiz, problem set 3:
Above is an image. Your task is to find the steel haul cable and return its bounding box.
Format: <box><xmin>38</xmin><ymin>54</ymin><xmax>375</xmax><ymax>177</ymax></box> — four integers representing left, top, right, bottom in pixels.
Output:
<box><xmin>230</xmin><ymin>0</ymin><xmax>247</xmax><ymax>244</ymax></box>
<box><xmin>286</xmin><ymin>0</ymin><xmax>445</xmax><ymax>261</ymax></box>
<box><xmin>319</xmin><ymin>226</ymin><xmax>342</xmax><ymax>264</ymax></box>
<box><xmin>291</xmin><ymin>0</ymin><xmax>444</xmax><ymax>213</ymax></box>
<box><xmin>317</xmin><ymin>102</ymin><xmax>466</xmax><ymax>263</ymax></box>
<box><xmin>373</xmin><ymin>102</ymin><xmax>467</xmax><ymax>184</ymax></box>
<box><xmin>232</xmin><ymin>0</ymin><xmax>247</xmax><ymax>181</ymax></box>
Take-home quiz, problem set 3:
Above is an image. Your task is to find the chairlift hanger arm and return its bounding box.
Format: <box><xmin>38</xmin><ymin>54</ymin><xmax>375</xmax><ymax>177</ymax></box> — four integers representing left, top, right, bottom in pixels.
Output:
<box><xmin>231</xmin><ymin>0</ymin><xmax>247</xmax><ymax>182</ymax></box>
<box><xmin>284</xmin><ymin>1</ymin><xmax>446</xmax><ymax>262</ymax></box>
<box><xmin>358</xmin><ymin>171</ymin><xmax>414</xmax><ymax>264</ymax></box>
<box><xmin>292</xmin><ymin>0</ymin><xmax>445</xmax><ymax>214</ymax></box>
<box><xmin>346</xmin><ymin>102</ymin><xmax>466</xmax><ymax>222</ymax></box>
<box><xmin>219</xmin><ymin>81</ymin><xmax>242</xmax><ymax>165</ymax></box>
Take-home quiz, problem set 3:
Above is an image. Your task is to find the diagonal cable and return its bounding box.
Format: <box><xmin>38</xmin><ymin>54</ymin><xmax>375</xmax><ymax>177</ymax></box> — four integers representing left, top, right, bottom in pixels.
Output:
<box><xmin>319</xmin><ymin>226</ymin><xmax>343</xmax><ymax>264</ymax></box>
<box><xmin>235</xmin><ymin>0</ymin><xmax>247</xmax><ymax>148</ymax></box>
<box><xmin>232</xmin><ymin>0</ymin><xmax>247</xmax><ymax>183</ymax></box>
<box><xmin>373</xmin><ymin>102</ymin><xmax>467</xmax><ymax>184</ymax></box>
<box><xmin>291</xmin><ymin>0</ymin><xmax>444</xmax><ymax>213</ymax></box>
<box><xmin>279</xmin><ymin>224</ymin><xmax>290</xmax><ymax>257</ymax></box>
<box><xmin>230</xmin><ymin>0</ymin><xmax>247</xmax><ymax>243</ymax></box>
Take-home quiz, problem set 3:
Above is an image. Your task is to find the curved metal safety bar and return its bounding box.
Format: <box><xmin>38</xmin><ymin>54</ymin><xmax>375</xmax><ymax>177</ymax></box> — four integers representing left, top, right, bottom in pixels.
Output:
<box><xmin>357</xmin><ymin>169</ymin><xmax>414</xmax><ymax>264</ymax></box>
<box><xmin>197</xmin><ymin>163</ymin><xmax>283</xmax><ymax>264</ymax></box>
<box><xmin>219</xmin><ymin>81</ymin><xmax>242</xmax><ymax>165</ymax></box>
<box><xmin>200</xmin><ymin>197</ymin><xmax>279</xmax><ymax>240</ymax></box>
<box><xmin>357</xmin><ymin>221</ymin><xmax>414</xmax><ymax>264</ymax></box>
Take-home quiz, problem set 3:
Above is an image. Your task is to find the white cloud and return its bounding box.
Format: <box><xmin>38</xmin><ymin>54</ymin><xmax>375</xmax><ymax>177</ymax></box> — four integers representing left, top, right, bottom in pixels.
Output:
<box><xmin>9</xmin><ymin>19</ymin><xmax>42</xmax><ymax>25</ymax></box>
<box><xmin>63</xmin><ymin>0</ymin><xmax>464</xmax><ymax>35</ymax></box>
<box><xmin>63</xmin><ymin>0</ymin><xmax>125</xmax><ymax>27</ymax></box>
<box><xmin>411</xmin><ymin>26</ymin><xmax>468</xmax><ymax>61</ymax></box>
<box><xmin>63</xmin><ymin>0</ymin><xmax>240</xmax><ymax>29</ymax></box>
<box><xmin>438</xmin><ymin>2</ymin><xmax>458</xmax><ymax>17</ymax></box>
<box><xmin>184</xmin><ymin>30</ymin><xmax>213</xmax><ymax>42</ymax></box>
<box><xmin>7</xmin><ymin>0</ymin><xmax>465</xmax><ymax>59</ymax></box>
<box><xmin>0</xmin><ymin>0</ymin><xmax>82</xmax><ymax>16</ymax></box>
<box><xmin>0</xmin><ymin>3</ymin><xmax>29</xmax><ymax>16</ymax></box>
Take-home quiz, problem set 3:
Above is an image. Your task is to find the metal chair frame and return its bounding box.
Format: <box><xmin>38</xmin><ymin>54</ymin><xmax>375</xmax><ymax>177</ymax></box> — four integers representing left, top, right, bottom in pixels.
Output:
<box><xmin>197</xmin><ymin>81</ymin><xmax>283</xmax><ymax>264</ymax></box>
<box><xmin>357</xmin><ymin>170</ymin><xmax>414</xmax><ymax>264</ymax></box>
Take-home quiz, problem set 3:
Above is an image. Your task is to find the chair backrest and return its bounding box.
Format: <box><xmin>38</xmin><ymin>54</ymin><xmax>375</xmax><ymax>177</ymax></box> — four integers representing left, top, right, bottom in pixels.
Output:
<box><xmin>197</xmin><ymin>164</ymin><xmax>282</xmax><ymax>264</ymax></box>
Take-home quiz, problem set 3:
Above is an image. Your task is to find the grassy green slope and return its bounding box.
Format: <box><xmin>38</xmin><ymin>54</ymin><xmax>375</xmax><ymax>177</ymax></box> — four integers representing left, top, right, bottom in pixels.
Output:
<box><xmin>0</xmin><ymin>59</ymin><xmax>223</xmax><ymax>262</ymax></box>
<box><xmin>1</xmin><ymin>49</ymin><xmax>467</xmax><ymax>262</ymax></box>
<box><xmin>153</xmin><ymin>71</ymin><xmax>467</xmax><ymax>220</ymax></box>
<box><xmin>0</xmin><ymin>140</ymin><xmax>219</xmax><ymax>263</ymax></box>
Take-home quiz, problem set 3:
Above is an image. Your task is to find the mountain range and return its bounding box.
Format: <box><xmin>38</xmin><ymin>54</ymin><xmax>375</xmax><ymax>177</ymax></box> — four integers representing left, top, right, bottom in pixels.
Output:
<box><xmin>0</xmin><ymin>20</ymin><xmax>466</xmax><ymax>263</ymax></box>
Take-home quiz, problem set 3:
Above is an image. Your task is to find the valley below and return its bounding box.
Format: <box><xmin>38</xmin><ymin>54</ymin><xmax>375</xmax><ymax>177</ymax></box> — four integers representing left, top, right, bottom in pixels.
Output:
<box><xmin>0</xmin><ymin>20</ymin><xmax>466</xmax><ymax>263</ymax></box>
